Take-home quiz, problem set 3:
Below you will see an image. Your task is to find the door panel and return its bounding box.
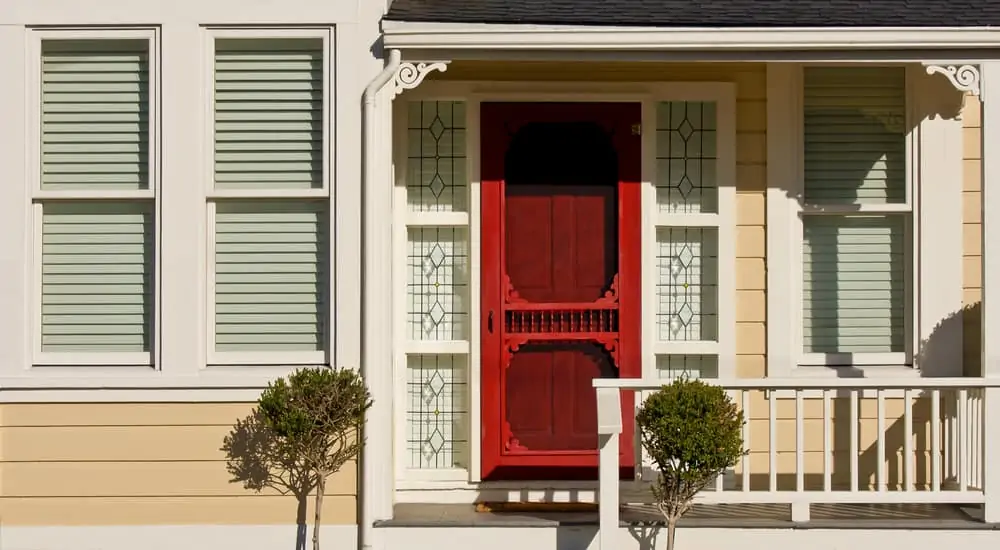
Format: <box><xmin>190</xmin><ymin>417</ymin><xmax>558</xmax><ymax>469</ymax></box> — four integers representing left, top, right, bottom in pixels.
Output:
<box><xmin>481</xmin><ymin>102</ymin><xmax>642</xmax><ymax>482</ymax></box>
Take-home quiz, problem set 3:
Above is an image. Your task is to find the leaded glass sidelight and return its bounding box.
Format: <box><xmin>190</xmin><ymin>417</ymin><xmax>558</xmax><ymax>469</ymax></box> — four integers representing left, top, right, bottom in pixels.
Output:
<box><xmin>406</xmin><ymin>354</ymin><xmax>468</xmax><ymax>468</ymax></box>
<box><xmin>656</xmin><ymin>101</ymin><xmax>718</xmax><ymax>213</ymax></box>
<box><xmin>406</xmin><ymin>227</ymin><xmax>469</xmax><ymax>341</ymax></box>
<box><xmin>407</xmin><ymin>101</ymin><xmax>467</xmax><ymax>212</ymax></box>
<box><xmin>656</xmin><ymin>354</ymin><xmax>719</xmax><ymax>380</ymax></box>
<box><xmin>656</xmin><ymin>227</ymin><xmax>719</xmax><ymax>341</ymax></box>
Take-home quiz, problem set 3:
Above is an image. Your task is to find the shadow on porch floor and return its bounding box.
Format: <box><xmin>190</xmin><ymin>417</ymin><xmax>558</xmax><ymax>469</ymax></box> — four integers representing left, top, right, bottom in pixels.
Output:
<box><xmin>378</xmin><ymin>503</ymin><xmax>999</xmax><ymax>530</ymax></box>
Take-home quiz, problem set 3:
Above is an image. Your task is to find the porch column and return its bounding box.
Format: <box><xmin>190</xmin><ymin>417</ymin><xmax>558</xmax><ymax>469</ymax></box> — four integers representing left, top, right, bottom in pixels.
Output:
<box><xmin>361</xmin><ymin>59</ymin><xmax>449</xmax><ymax>528</ymax></box>
<box><xmin>980</xmin><ymin>61</ymin><xmax>1000</xmax><ymax>523</ymax></box>
<box><xmin>926</xmin><ymin>62</ymin><xmax>999</xmax><ymax>523</ymax></box>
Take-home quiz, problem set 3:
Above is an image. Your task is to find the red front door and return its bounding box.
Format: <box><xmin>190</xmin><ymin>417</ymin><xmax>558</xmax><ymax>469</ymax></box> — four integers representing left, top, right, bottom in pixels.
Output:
<box><xmin>481</xmin><ymin>103</ymin><xmax>642</xmax><ymax>481</ymax></box>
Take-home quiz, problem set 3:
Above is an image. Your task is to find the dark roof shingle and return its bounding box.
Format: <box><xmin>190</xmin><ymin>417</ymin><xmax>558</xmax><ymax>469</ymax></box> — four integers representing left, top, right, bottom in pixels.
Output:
<box><xmin>385</xmin><ymin>0</ymin><xmax>1000</xmax><ymax>27</ymax></box>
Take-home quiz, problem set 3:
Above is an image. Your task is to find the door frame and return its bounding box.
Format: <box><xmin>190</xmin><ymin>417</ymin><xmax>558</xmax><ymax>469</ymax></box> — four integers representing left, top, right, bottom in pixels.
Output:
<box><xmin>480</xmin><ymin>102</ymin><xmax>643</xmax><ymax>481</ymax></box>
<box><xmin>390</xmin><ymin>81</ymin><xmax>737</xmax><ymax>496</ymax></box>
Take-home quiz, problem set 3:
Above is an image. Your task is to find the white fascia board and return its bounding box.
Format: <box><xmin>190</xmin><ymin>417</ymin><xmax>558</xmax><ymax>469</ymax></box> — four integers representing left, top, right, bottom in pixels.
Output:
<box><xmin>381</xmin><ymin>22</ymin><xmax>1000</xmax><ymax>51</ymax></box>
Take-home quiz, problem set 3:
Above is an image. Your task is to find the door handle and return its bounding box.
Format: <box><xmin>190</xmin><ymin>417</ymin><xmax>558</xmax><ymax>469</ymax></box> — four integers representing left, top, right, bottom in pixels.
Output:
<box><xmin>488</xmin><ymin>310</ymin><xmax>495</xmax><ymax>333</ymax></box>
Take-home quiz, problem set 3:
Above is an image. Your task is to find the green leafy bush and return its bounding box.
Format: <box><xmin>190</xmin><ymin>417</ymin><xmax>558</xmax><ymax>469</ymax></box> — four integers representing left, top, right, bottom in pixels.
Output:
<box><xmin>635</xmin><ymin>378</ymin><xmax>746</xmax><ymax>550</ymax></box>
<box><xmin>224</xmin><ymin>367</ymin><xmax>372</xmax><ymax>550</ymax></box>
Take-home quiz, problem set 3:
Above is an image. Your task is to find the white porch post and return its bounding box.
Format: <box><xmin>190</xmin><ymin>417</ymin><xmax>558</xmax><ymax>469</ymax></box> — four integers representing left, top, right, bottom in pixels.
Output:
<box><xmin>980</xmin><ymin>61</ymin><xmax>1000</xmax><ymax>523</ymax></box>
<box><xmin>926</xmin><ymin>61</ymin><xmax>1000</xmax><ymax>523</ymax></box>
<box><xmin>360</xmin><ymin>58</ymin><xmax>449</xmax><ymax>537</ymax></box>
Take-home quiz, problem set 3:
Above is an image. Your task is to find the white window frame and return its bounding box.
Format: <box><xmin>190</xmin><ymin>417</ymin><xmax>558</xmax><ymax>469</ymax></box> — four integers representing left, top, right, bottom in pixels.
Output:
<box><xmin>643</xmin><ymin>84</ymin><xmax>738</xmax><ymax>381</ymax></box>
<box><xmin>25</xmin><ymin>27</ymin><xmax>161</xmax><ymax>368</ymax></box>
<box><xmin>202</xmin><ymin>27</ymin><xmax>334</xmax><ymax>367</ymax></box>
<box><xmin>766</xmin><ymin>63</ymin><xmax>965</xmax><ymax>377</ymax></box>
<box><xmin>389</xmin><ymin>81</ymin><xmax>737</xmax><ymax>501</ymax></box>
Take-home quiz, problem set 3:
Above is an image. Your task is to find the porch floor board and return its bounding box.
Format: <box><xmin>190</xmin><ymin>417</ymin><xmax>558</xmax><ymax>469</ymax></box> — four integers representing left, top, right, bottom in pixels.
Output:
<box><xmin>379</xmin><ymin>503</ymin><xmax>998</xmax><ymax>530</ymax></box>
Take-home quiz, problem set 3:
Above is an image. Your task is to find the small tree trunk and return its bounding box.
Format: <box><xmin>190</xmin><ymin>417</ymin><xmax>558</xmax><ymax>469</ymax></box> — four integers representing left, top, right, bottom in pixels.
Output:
<box><xmin>665</xmin><ymin>517</ymin><xmax>677</xmax><ymax>550</ymax></box>
<box><xmin>313</xmin><ymin>475</ymin><xmax>326</xmax><ymax>550</ymax></box>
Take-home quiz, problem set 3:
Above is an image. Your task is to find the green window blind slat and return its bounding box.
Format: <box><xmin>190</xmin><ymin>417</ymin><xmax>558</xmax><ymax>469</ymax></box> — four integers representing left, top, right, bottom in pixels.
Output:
<box><xmin>41</xmin><ymin>40</ymin><xmax>150</xmax><ymax>191</ymax></box>
<box><xmin>41</xmin><ymin>201</ymin><xmax>154</xmax><ymax>353</ymax></box>
<box><xmin>214</xmin><ymin>201</ymin><xmax>328</xmax><ymax>352</ymax></box>
<box><xmin>802</xmin><ymin>215</ymin><xmax>906</xmax><ymax>354</ymax></box>
<box><xmin>214</xmin><ymin>39</ymin><xmax>324</xmax><ymax>191</ymax></box>
<box><xmin>804</xmin><ymin>67</ymin><xmax>906</xmax><ymax>205</ymax></box>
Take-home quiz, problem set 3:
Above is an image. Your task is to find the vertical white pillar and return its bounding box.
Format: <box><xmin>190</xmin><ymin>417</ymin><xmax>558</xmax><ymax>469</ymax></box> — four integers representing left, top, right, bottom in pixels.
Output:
<box><xmin>980</xmin><ymin>61</ymin><xmax>1000</xmax><ymax>523</ymax></box>
<box><xmin>362</xmin><ymin>83</ymin><xmax>396</xmax><ymax>529</ymax></box>
<box><xmin>596</xmin><ymin>385</ymin><xmax>624</xmax><ymax>550</ymax></box>
<box><xmin>598</xmin><ymin>433</ymin><xmax>620</xmax><ymax>550</ymax></box>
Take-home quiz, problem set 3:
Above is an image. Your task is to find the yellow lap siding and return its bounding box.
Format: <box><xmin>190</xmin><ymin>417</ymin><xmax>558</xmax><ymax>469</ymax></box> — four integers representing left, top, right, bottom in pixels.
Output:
<box><xmin>0</xmin><ymin>403</ymin><xmax>357</xmax><ymax>526</ymax></box>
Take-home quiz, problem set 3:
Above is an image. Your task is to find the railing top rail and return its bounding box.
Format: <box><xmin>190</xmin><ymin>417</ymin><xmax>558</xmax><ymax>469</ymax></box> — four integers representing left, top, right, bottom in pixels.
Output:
<box><xmin>593</xmin><ymin>377</ymin><xmax>1000</xmax><ymax>390</ymax></box>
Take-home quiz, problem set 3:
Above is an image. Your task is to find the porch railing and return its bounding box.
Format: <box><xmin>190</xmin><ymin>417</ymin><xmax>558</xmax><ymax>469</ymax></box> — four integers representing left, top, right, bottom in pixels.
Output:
<box><xmin>592</xmin><ymin>377</ymin><xmax>1000</xmax><ymax>550</ymax></box>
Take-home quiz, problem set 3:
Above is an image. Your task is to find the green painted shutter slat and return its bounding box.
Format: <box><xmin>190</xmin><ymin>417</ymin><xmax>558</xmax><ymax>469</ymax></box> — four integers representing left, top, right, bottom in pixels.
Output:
<box><xmin>41</xmin><ymin>40</ymin><xmax>149</xmax><ymax>191</ymax></box>
<box><xmin>214</xmin><ymin>201</ymin><xmax>327</xmax><ymax>352</ymax></box>
<box><xmin>214</xmin><ymin>39</ymin><xmax>323</xmax><ymax>190</ymax></box>
<box><xmin>804</xmin><ymin>67</ymin><xmax>906</xmax><ymax>205</ymax></box>
<box><xmin>803</xmin><ymin>215</ymin><xmax>906</xmax><ymax>354</ymax></box>
<box><xmin>41</xmin><ymin>202</ymin><xmax>153</xmax><ymax>352</ymax></box>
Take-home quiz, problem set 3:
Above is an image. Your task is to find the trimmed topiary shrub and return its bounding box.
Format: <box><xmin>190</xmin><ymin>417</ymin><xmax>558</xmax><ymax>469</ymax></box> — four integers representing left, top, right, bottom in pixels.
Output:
<box><xmin>635</xmin><ymin>378</ymin><xmax>746</xmax><ymax>550</ymax></box>
<box><xmin>224</xmin><ymin>367</ymin><xmax>372</xmax><ymax>550</ymax></box>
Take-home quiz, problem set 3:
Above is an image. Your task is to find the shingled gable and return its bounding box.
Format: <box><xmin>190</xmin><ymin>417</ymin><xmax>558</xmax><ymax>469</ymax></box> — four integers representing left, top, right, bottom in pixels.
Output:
<box><xmin>385</xmin><ymin>0</ymin><xmax>1000</xmax><ymax>27</ymax></box>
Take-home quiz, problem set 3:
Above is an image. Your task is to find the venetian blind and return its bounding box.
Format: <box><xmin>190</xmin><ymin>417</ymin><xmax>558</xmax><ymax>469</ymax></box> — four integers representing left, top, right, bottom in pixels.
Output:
<box><xmin>804</xmin><ymin>67</ymin><xmax>906</xmax><ymax>204</ymax></box>
<box><xmin>213</xmin><ymin>38</ymin><xmax>323</xmax><ymax>190</ymax></box>
<box><xmin>40</xmin><ymin>40</ymin><xmax>153</xmax><ymax>354</ymax></box>
<box><xmin>802</xmin><ymin>67</ymin><xmax>907</xmax><ymax>355</ymax></box>
<box><xmin>214</xmin><ymin>201</ymin><xmax>327</xmax><ymax>352</ymax></box>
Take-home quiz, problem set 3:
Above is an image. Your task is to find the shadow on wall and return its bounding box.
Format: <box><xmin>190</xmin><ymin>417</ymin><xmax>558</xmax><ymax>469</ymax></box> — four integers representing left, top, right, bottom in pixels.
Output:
<box><xmin>221</xmin><ymin>411</ymin><xmax>318</xmax><ymax>550</ymax></box>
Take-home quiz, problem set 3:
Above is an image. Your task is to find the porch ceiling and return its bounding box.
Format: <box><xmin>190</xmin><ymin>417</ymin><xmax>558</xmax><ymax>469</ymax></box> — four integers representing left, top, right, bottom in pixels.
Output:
<box><xmin>385</xmin><ymin>0</ymin><xmax>1000</xmax><ymax>28</ymax></box>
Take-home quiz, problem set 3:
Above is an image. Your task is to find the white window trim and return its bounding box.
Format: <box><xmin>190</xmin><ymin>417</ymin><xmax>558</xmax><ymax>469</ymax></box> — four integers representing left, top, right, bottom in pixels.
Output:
<box><xmin>202</xmin><ymin>26</ymin><xmax>335</xmax><ymax>367</ymax></box>
<box><xmin>25</xmin><ymin>27</ymin><xmax>161</xmax><ymax>368</ymax></box>
<box><xmin>644</xmin><ymin>84</ymin><xmax>738</xmax><ymax>381</ymax></box>
<box><xmin>390</xmin><ymin>81</ymin><xmax>737</xmax><ymax>498</ymax></box>
<box><xmin>766</xmin><ymin>63</ymin><xmax>965</xmax><ymax>377</ymax></box>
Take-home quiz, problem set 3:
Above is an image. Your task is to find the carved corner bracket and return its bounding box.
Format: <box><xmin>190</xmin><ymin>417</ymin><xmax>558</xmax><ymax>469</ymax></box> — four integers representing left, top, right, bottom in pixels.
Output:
<box><xmin>925</xmin><ymin>64</ymin><xmax>982</xmax><ymax>97</ymax></box>
<box><xmin>393</xmin><ymin>61</ymin><xmax>450</xmax><ymax>98</ymax></box>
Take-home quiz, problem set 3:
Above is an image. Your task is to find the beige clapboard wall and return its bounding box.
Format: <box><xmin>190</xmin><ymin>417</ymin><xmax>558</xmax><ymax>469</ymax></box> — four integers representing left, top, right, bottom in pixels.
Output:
<box><xmin>0</xmin><ymin>403</ymin><xmax>357</xmax><ymax>525</ymax></box>
<box><xmin>0</xmin><ymin>63</ymin><xmax>982</xmax><ymax>525</ymax></box>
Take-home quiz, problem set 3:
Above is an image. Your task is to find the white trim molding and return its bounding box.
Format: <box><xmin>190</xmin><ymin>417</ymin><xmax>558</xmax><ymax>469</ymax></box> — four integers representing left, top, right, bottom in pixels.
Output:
<box><xmin>765</xmin><ymin>63</ymin><xmax>965</xmax><ymax>378</ymax></box>
<box><xmin>382</xmin><ymin>22</ymin><xmax>1000</xmax><ymax>51</ymax></box>
<box><xmin>925</xmin><ymin>64</ymin><xmax>983</xmax><ymax>96</ymax></box>
<box><xmin>0</xmin><ymin>524</ymin><xmax>357</xmax><ymax>550</ymax></box>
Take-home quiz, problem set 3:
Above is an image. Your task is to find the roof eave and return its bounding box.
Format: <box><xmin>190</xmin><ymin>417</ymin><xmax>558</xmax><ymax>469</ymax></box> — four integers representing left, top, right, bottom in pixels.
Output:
<box><xmin>381</xmin><ymin>21</ymin><xmax>1000</xmax><ymax>51</ymax></box>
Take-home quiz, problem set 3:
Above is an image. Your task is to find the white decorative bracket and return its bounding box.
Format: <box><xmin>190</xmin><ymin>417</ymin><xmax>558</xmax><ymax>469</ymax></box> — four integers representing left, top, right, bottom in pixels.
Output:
<box><xmin>925</xmin><ymin>64</ymin><xmax>982</xmax><ymax>97</ymax></box>
<box><xmin>393</xmin><ymin>61</ymin><xmax>450</xmax><ymax>98</ymax></box>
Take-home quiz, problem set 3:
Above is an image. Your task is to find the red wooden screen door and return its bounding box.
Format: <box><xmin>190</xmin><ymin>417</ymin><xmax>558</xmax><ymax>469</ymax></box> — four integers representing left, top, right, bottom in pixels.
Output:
<box><xmin>481</xmin><ymin>103</ymin><xmax>642</xmax><ymax>481</ymax></box>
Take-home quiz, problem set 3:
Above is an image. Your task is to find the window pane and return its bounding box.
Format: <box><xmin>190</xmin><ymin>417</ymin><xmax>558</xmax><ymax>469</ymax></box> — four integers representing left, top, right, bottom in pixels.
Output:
<box><xmin>804</xmin><ymin>67</ymin><xmax>906</xmax><ymax>205</ymax></box>
<box><xmin>41</xmin><ymin>201</ymin><xmax>154</xmax><ymax>353</ymax></box>
<box><xmin>41</xmin><ymin>39</ymin><xmax>150</xmax><ymax>191</ymax></box>
<box><xmin>803</xmin><ymin>215</ymin><xmax>906</xmax><ymax>354</ymax></box>
<box><xmin>214</xmin><ymin>200</ymin><xmax>328</xmax><ymax>352</ymax></box>
<box><xmin>407</xmin><ymin>227</ymin><xmax>469</xmax><ymax>340</ymax></box>
<box><xmin>214</xmin><ymin>38</ymin><xmax>323</xmax><ymax>190</ymax></box>
<box><xmin>408</xmin><ymin>101</ymin><xmax>467</xmax><ymax>212</ymax></box>
<box><xmin>656</xmin><ymin>101</ymin><xmax>718</xmax><ymax>213</ymax></box>
<box><xmin>656</xmin><ymin>355</ymin><xmax>718</xmax><ymax>380</ymax></box>
<box><xmin>656</xmin><ymin>227</ymin><xmax>719</xmax><ymax>341</ymax></box>
<box><xmin>407</xmin><ymin>354</ymin><xmax>468</xmax><ymax>469</ymax></box>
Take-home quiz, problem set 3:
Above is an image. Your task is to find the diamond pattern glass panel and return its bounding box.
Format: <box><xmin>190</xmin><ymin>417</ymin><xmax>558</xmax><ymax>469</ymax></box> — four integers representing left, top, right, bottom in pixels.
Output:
<box><xmin>407</xmin><ymin>227</ymin><xmax>469</xmax><ymax>340</ymax></box>
<box><xmin>656</xmin><ymin>101</ymin><xmax>718</xmax><ymax>213</ymax></box>
<box><xmin>656</xmin><ymin>227</ymin><xmax>718</xmax><ymax>341</ymax></box>
<box><xmin>408</xmin><ymin>101</ymin><xmax>467</xmax><ymax>212</ymax></box>
<box><xmin>407</xmin><ymin>354</ymin><xmax>468</xmax><ymax>468</ymax></box>
<box><xmin>656</xmin><ymin>355</ymin><xmax>719</xmax><ymax>380</ymax></box>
